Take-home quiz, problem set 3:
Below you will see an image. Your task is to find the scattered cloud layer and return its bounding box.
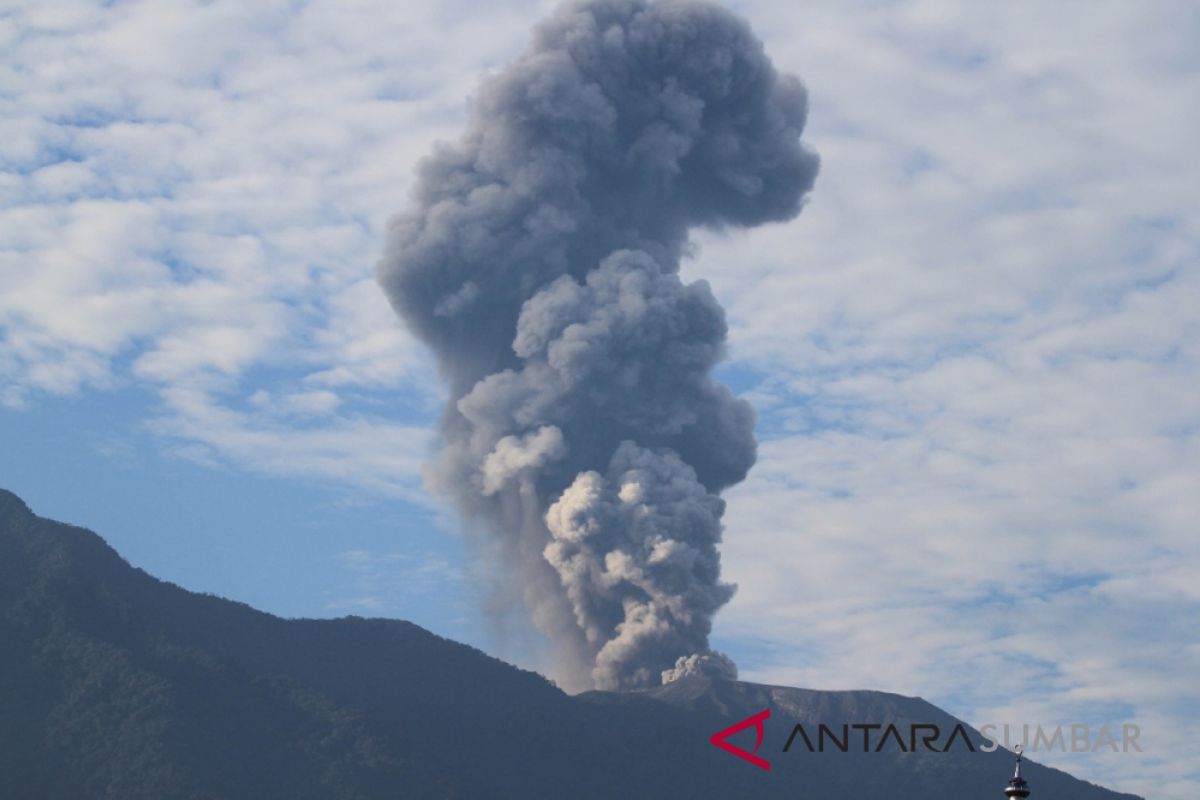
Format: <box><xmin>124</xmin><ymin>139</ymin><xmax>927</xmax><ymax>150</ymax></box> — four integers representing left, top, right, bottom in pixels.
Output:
<box><xmin>704</xmin><ymin>2</ymin><xmax>1199</xmax><ymax>797</ymax></box>
<box><xmin>1</xmin><ymin>0</ymin><xmax>546</xmax><ymax>491</ymax></box>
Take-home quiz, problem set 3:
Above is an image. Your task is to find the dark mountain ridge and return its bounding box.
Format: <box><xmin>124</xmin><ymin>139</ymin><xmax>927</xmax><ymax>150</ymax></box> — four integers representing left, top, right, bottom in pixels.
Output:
<box><xmin>0</xmin><ymin>488</ymin><xmax>1142</xmax><ymax>799</ymax></box>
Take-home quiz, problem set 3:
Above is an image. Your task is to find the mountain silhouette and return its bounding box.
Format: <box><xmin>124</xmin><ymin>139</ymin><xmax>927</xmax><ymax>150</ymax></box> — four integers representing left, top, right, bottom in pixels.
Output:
<box><xmin>0</xmin><ymin>488</ymin><xmax>1142</xmax><ymax>799</ymax></box>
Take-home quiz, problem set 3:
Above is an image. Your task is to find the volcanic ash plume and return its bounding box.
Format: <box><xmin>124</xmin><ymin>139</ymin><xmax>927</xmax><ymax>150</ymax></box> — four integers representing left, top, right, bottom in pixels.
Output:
<box><xmin>379</xmin><ymin>0</ymin><xmax>818</xmax><ymax>690</ymax></box>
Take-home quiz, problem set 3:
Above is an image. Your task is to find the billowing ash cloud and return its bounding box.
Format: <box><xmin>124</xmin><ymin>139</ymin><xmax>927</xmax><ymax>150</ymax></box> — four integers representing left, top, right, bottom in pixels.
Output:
<box><xmin>379</xmin><ymin>0</ymin><xmax>817</xmax><ymax>690</ymax></box>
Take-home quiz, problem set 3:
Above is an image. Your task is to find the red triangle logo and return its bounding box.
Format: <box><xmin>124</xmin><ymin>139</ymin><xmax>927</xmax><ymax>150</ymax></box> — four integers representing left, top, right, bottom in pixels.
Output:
<box><xmin>710</xmin><ymin>708</ymin><xmax>771</xmax><ymax>771</ymax></box>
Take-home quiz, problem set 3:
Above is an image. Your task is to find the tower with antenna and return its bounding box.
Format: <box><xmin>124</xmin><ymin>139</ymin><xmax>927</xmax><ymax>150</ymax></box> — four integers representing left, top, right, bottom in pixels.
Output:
<box><xmin>1004</xmin><ymin>746</ymin><xmax>1031</xmax><ymax>798</ymax></box>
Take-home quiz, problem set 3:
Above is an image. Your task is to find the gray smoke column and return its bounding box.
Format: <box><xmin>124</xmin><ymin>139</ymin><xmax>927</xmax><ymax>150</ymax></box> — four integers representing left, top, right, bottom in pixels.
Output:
<box><xmin>379</xmin><ymin>0</ymin><xmax>817</xmax><ymax>690</ymax></box>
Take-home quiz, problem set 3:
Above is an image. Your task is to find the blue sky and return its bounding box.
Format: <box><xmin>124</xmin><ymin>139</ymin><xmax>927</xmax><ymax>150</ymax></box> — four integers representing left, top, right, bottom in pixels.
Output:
<box><xmin>2</xmin><ymin>1</ymin><xmax>1198</xmax><ymax>797</ymax></box>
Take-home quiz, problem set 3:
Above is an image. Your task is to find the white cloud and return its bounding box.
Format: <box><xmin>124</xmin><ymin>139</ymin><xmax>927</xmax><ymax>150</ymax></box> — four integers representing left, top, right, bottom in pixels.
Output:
<box><xmin>701</xmin><ymin>2</ymin><xmax>1200</xmax><ymax>797</ymax></box>
<box><xmin>146</xmin><ymin>384</ymin><xmax>432</xmax><ymax>497</ymax></box>
<box><xmin>0</xmin><ymin>0</ymin><xmax>541</xmax><ymax>484</ymax></box>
